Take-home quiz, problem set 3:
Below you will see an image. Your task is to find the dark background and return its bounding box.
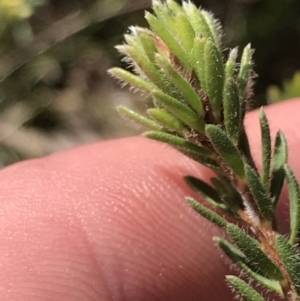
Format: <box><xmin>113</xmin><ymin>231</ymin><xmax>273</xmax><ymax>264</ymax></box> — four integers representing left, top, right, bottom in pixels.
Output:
<box><xmin>0</xmin><ymin>0</ymin><xmax>299</xmax><ymax>167</ymax></box>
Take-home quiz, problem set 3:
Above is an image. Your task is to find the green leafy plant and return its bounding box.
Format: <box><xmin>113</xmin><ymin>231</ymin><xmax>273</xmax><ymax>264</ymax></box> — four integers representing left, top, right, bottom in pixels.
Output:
<box><xmin>108</xmin><ymin>1</ymin><xmax>300</xmax><ymax>300</ymax></box>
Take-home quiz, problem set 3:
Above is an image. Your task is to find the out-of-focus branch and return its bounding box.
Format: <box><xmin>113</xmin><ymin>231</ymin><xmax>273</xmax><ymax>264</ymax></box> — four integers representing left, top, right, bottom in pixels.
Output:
<box><xmin>0</xmin><ymin>0</ymin><xmax>151</xmax><ymax>83</ymax></box>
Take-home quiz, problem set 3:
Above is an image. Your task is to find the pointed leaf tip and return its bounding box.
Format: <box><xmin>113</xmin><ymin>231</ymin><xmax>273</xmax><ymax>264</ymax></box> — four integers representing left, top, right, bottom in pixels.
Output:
<box><xmin>226</xmin><ymin>276</ymin><xmax>267</xmax><ymax>301</ymax></box>
<box><xmin>145</xmin><ymin>131</ymin><xmax>219</xmax><ymax>169</ymax></box>
<box><xmin>118</xmin><ymin>105</ymin><xmax>162</xmax><ymax>131</ymax></box>
<box><xmin>186</xmin><ymin>197</ymin><xmax>228</xmax><ymax>230</ymax></box>
<box><xmin>284</xmin><ymin>164</ymin><xmax>300</xmax><ymax>245</ymax></box>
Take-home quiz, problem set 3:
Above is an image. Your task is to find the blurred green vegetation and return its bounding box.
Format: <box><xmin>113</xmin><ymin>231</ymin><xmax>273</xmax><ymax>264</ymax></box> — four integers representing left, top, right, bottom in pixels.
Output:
<box><xmin>267</xmin><ymin>71</ymin><xmax>300</xmax><ymax>104</ymax></box>
<box><xmin>0</xmin><ymin>0</ymin><xmax>300</xmax><ymax>167</ymax></box>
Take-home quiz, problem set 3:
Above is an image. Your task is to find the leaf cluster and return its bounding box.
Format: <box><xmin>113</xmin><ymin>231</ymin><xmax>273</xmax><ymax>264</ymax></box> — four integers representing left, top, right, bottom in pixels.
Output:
<box><xmin>109</xmin><ymin>1</ymin><xmax>300</xmax><ymax>300</ymax></box>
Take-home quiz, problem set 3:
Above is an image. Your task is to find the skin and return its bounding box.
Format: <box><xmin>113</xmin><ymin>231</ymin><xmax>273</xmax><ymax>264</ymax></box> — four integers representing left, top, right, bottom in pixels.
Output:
<box><xmin>0</xmin><ymin>99</ymin><xmax>300</xmax><ymax>301</ymax></box>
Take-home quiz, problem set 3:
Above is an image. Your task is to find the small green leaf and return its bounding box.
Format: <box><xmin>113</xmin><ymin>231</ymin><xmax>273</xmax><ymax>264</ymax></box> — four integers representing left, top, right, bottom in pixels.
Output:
<box><xmin>238</xmin><ymin>44</ymin><xmax>252</xmax><ymax>89</ymax></box>
<box><xmin>227</xmin><ymin>224</ymin><xmax>283</xmax><ymax>280</ymax></box>
<box><xmin>147</xmin><ymin>108</ymin><xmax>185</xmax><ymax>131</ymax></box>
<box><xmin>259</xmin><ymin>108</ymin><xmax>271</xmax><ymax>190</ymax></box>
<box><xmin>108</xmin><ymin>67</ymin><xmax>156</xmax><ymax>92</ymax></box>
<box><xmin>225</xmin><ymin>48</ymin><xmax>238</xmax><ymax>77</ymax></box>
<box><xmin>216</xmin><ymin>237</ymin><xmax>283</xmax><ymax>295</ymax></box>
<box><xmin>270</xmin><ymin>131</ymin><xmax>288</xmax><ymax>207</ymax></box>
<box><xmin>186</xmin><ymin>197</ymin><xmax>228</xmax><ymax>229</ymax></box>
<box><xmin>284</xmin><ymin>164</ymin><xmax>300</xmax><ymax>245</ymax></box>
<box><xmin>109</xmin><ymin>69</ymin><xmax>204</xmax><ymax>132</ymax></box>
<box><xmin>152</xmin><ymin>0</ymin><xmax>172</xmax><ymax>21</ymax></box>
<box><xmin>238</xmin><ymin>44</ymin><xmax>253</xmax><ymax>99</ymax></box>
<box><xmin>152</xmin><ymin>1</ymin><xmax>178</xmax><ymax>37</ymax></box>
<box><xmin>223</xmin><ymin>76</ymin><xmax>240</xmax><ymax>145</ymax></box>
<box><xmin>223</xmin><ymin>49</ymin><xmax>240</xmax><ymax>144</ymax></box>
<box><xmin>192</xmin><ymin>37</ymin><xmax>207</xmax><ymax>93</ymax></box>
<box><xmin>201</xmin><ymin>10</ymin><xmax>221</xmax><ymax>47</ymax></box>
<box><xmin>276</xmin><ymin>234</ymin><xmax>300</xmax><ymax>296</ymax></box>
<box><xmin>155</xmin><ymin>53</ymin><xmax>204</xmax><ymax>116</ymax></box>
<box><xmin>184</xmin><ymin>176</ymin><xmax>224</xmax><ymax>207</ymax></box>
<box><xmin>114</xmin><ymin>29</ymin><xmax>173</xmax><ymax>93</ymax></box>
<box><xmin>204</xmin><ymin>39</ymin><xmax>224</xmax><ymax>121</ymax></box>
<box><xmin>226</xmin><ymin>276</ymin><xmax>267</xmax><ymax>301</ymax></box>
<box><xmin>116</xmin><ymin>43</ymin><xmax>166</xmax><ymax>91</ymax></box>
<box><xmin>117</xmin><ymin>106</ymin><xmax>162</xmax><ymax>131</ymax></box>
<box><xmin>183</xmin><ymin>2</ymin><xmax>221</xmax><ymax>46</ymax></box>
<box><xmin>244</xmin><ymin>163</ymin><xmax>273</xmax><ymax>220</ymax></box>
<box><xmin>145</xmin><ymin>131</ymin><xmax>219</xmax><ymax>169</ymax></box>
<box><xmin>153</xmin><ymin>3</ymin><xmax>194</xmax><ymax>57</ymax></box>
<box><xmin>174</xmin><ymin>12</ymin><xmax>195</xmax><ymax>54</ymax></box>
<box><xmin>238</xmin><ymin>44</ymin><xmax>252</xmax><ymax>120</ymax></box>
<box><xmin>131</xmin><ymin>27</ymin><xmax>157</xmax><ymax>62</ymax></box>
<box><xmin>206</xmin><ymin>124</ymin><xmax>245</xmax><ymax>178</ymax></box>
<box><xmin>152</xmin><ymin>90</ymin><xmax>205</xmax><ymax>132</ymax></box>
<box><xmin>145</xmin><ymin>131</ymin><xmax>211</xmax><ymax>155</ymax></box>
<box><xmin>166</xmin><ymin>0</ymin><xmax>183</xmax><ymax>14</ymax></box>
<box><xmin>145</xmin><ymin>12</ymin><xmax>191</xmax><ymax>69</ymax></box>
<box><xmin>214</xmin><ymin>236</ymin><xmax>246</xmax><ymax>259</ymax></box>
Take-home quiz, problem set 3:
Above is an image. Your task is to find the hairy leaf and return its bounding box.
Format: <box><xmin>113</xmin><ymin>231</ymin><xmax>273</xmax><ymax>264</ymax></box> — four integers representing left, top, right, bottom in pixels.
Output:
<box><xmin>147</xmin><ymin>108</ymin><xmax>185</xmax><ymax>131</ymax></box>
<box><xmin>238</xmin><ymin>44</ymin><xmax>252</xmax><ymax>118</ymax></box>
<box><xmin>186</xmin><ymin>197</ymin><xmax>227</xmax><ymax>229</ymax></box>
<box><xmin>276</xmin><ymin>234</ymin><xmax>300</xmax><ymax>296</ymax></box>
<box><xmin>152</xmin><ymin>2</ymin><xmax>193</xmax><ymax>55</ymax></box>
<box><xmin>192</xmin><ymin>37</ymin><xmax>207</xmax><ymax>93</ymax></box>
<box><xmin>152</xmin><ymin>90</ymin><xmax>205</xmax><ymax>131</ymax></box>
<box><xmin>155</xmin><ymin>53</ymin><xmax>204</xmax><ymax>115</ymax></box>
<box><xmin>206</xmin><ymin>124</ymin><xmax>245</xmax><ymax>178</ymax></box>
<box><xmin>145</xmin><ymin>131</ymin><xmax>210</xmax><ymax>155</ymax></box>
<box><xmin>259</xmin><ymin>108</ymin><xmax>271</xmax><ymax>190</ymax></box>
<box><xmin>118</xmin><ymin>106</ymin><xmax>162</xmax><ymax>131</ymax></box>
<box><xmin>174</xmin><ymin>12</ymin><xmax>195</xmax><ymax>54</ymax></box>
<box><xmin>108</xmin><ymin>67</ymin><xmax>156</xmax><ymax>91</ymax></box>
<box><xmin>201</xmin><ymin>10</ymin><xmax>221</xmax><ymax>47</ymax></box>
<box><xmin>145</xmin><ymin>131</ymin><xmax>219</xmax><ymax>169</ymax></box>
<box><xmin>284</xmin><ymin>164</ymin><xmax>300</xmax><ymax>245</ymax></box>
<box><xmin>216</xmin><ymin>237</ymin><xmax>283</xmax><ymax>295</ymax></box>
<box><xmin>204</xmin><ymin>39</ymin><xmax>224</xmax><ymax>121</ymax></box>
<box><xmin>284</xmin><ymin>165</ymin><xmax>300</xmax><ymax>245</ymax></box>
<box><xmin>223</xmin><ymin>75</ymin><xmax>240</xmax><ymax>144</ymax></box>
<box><xmin>145</xmin><ymin>12</ymin><xmax>191</xmax><ymax>69</ymax></box>
<box><xmin>166</xmin><ymin>0</ymin><xmax>183</xmax><ymax>14</ymax></box>
<box><xmin>118</xmin><ymin>39</ymin><xmax>164</xmax><ymax>89</ymax></box>
<box><xmin>226</xmin><ymin>276</ymin><xmax>266</xmax><ymax>301</ymax></box>
<box><xmin>183</xmin><ymin>2</ymin><xmax>221</xmax><ymax>46</ymax></box>
<box><xmin>244</xmin><ymin>163</ymin><xmax>273</xmax><ymax>220</ymax></box>
<box><xmin>227</xmin><ymin>224</ymin><xmax>283</xmax><ymax>280</ymax></box>
<box><xmin>131</xmin><ymin>27</ymin><xmax>157</xmax><ymax>62</ymax></box>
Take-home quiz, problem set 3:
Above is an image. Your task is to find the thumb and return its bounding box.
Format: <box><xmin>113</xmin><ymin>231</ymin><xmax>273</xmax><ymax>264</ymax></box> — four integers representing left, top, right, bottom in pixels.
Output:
<box><xmin>0</xmin><ymin>99</ymin><xmax>300</xmax><ymax>301</ymax></box>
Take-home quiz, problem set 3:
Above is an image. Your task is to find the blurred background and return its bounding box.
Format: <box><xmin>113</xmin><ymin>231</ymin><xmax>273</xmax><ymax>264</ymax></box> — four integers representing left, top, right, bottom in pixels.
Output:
<box><xmin>0</xmin><ymin>0</ymin><xmax>300</xmax><ymax>167</ymax></box>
